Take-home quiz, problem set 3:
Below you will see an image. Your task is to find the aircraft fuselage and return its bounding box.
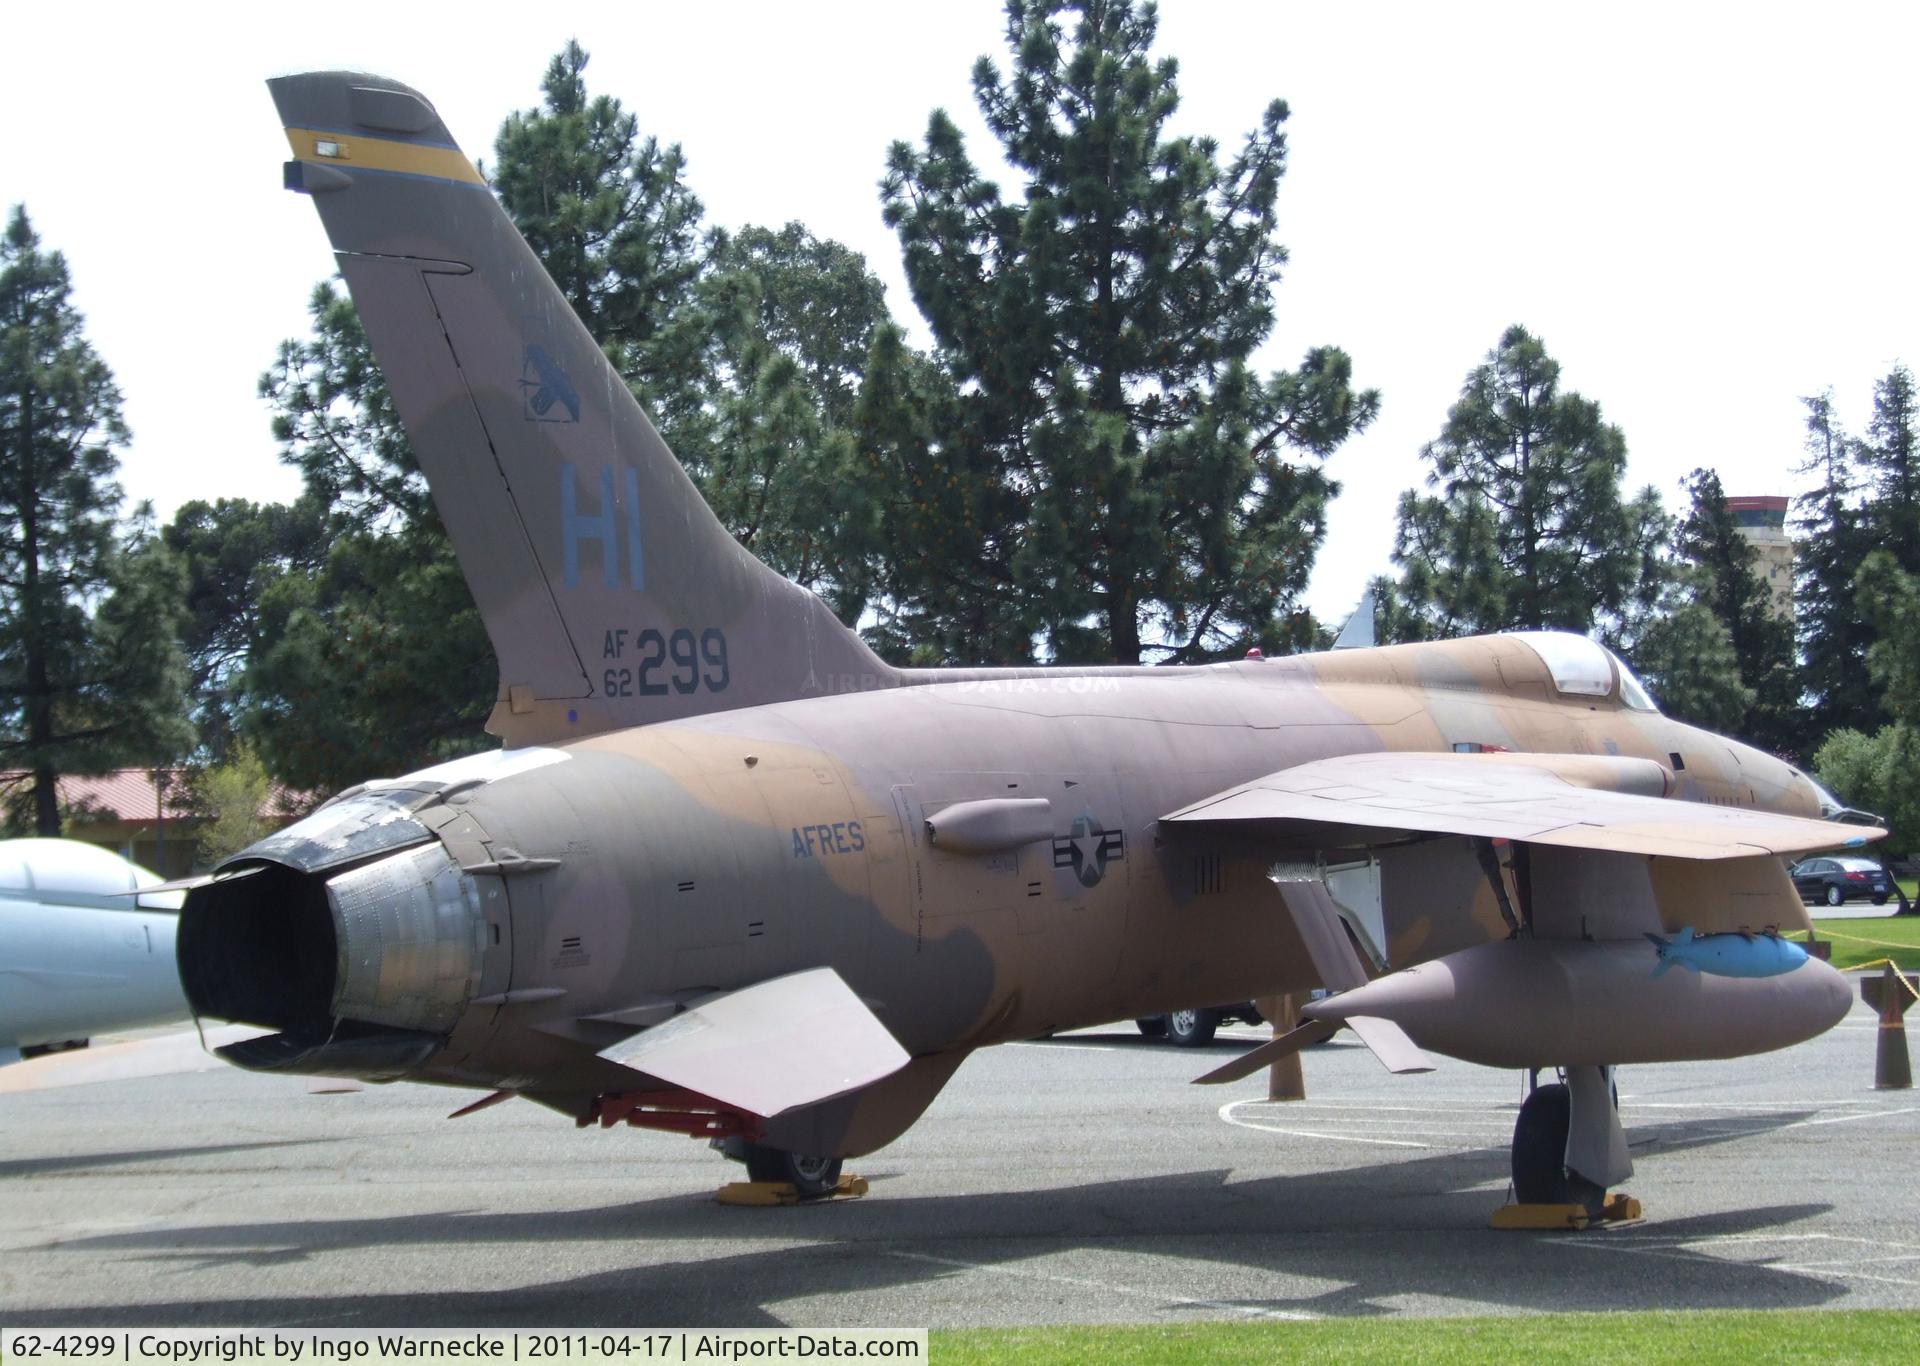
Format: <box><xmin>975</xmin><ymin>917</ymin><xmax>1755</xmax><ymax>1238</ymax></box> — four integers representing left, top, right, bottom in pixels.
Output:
<box><xmin>179</xmin><ymin>633</ymin><xmax>1822</xmax><ymax>1154</ymax></box>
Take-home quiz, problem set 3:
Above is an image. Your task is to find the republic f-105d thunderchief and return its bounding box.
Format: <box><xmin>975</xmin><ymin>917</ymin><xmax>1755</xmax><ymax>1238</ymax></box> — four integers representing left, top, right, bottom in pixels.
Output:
<box><xmin>172</xmin><ymin>71</ymin><xmax>1880</xmax><ymax>1210</ymax></box>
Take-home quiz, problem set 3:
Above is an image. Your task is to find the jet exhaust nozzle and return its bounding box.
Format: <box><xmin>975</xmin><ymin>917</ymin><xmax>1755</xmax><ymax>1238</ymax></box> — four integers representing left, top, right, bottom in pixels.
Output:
<box><xmin>177</xmin><ymin>791</ymin><xmax>485</xmax><ymax>1079</ymax></box>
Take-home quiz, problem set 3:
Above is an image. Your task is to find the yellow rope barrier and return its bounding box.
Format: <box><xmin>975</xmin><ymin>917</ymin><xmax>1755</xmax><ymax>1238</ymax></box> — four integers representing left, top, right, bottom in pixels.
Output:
<box><xmin>1787</xmin><ymin>926</ymin><xmax>1920</xmax><ymax>1002</ymax></box>
<box><xmin>1845</xmin><ymin>958</ymin><xmax>1920</xmax><ymax>1003</ymax></box>
<box><xmin>1801</xmin><ymin>927</ymin><xmax>1920</xmax><ymax>952</ymax></box>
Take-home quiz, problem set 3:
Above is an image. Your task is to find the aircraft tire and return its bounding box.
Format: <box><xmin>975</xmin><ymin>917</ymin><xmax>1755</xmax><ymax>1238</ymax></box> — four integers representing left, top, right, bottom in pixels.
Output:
<box><xmin>743</xmin><ymin>1144</ymin><xmax>843</xmax><ymax>1197</ymax></box>
<box><xmin>1165</xmin><ymin>1008</ymin><xmax>1218</xmax><ymax>1047</ymax></box>
<box><xmin>1136</xmin><ymin>1017</ymin><xmax>1168</xmax><ymax>1039</ymax></box>
<box><xmin>1511</xmin><ymin>1082</ymin><xmax>1605</xmax><ymax>1211</ymax></box>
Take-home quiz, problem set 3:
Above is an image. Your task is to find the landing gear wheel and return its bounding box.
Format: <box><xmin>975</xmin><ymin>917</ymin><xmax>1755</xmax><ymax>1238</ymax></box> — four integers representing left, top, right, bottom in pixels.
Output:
<box><xmin>742</xmin><ymin>1144</ymin><xmax>843</xmax><ymax>1198</ymax></box>
<box><xmin>1136</xmin><ymin>1017</ymin><xmax>1168</xmax><ymax>1039</ymax></box>
<box><xmin>1165</xmin><ymin>1008</ymin><xmax>1219</xmax><ymax>1047</ymax></box>
<box><xmin>1826</xmin><ymin>884</ymin><xmax>1845</xmax><ymax>907</ymax></box>
<box><xmin>1511</xmin><ymin>1082</ymin><xmax>1605</xmax><ymax>1212</ymax></box>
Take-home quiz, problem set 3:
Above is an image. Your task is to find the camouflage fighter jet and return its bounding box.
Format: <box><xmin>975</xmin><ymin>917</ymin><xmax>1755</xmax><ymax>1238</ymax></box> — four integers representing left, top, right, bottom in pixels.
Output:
<box><xmin>173</xmin><ymin>72</ymin><xmax>1881</xmax><ymax>1207</ymax></box>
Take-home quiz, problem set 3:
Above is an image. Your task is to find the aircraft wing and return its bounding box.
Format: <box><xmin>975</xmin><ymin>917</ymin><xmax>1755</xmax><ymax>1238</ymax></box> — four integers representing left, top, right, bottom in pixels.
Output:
<box><xmin>1162</xmin><ymin>750</ymin><xmax>1883</xmax><ymax>860</ymax></box>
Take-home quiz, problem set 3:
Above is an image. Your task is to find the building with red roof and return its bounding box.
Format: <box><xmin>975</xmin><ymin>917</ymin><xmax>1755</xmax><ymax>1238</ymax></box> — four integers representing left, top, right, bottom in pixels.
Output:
<box><xmin>0</xmin><ymin>770</ymin><xmax>300</xmax><ymax>878</ymax></box>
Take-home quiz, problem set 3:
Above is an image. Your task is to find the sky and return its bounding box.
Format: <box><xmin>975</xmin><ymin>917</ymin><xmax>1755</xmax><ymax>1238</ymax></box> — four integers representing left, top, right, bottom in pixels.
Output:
<box><xmin>4</xmin><ymin>1</ymin><xmax>1916</xmax><ymax>624</ymax></box>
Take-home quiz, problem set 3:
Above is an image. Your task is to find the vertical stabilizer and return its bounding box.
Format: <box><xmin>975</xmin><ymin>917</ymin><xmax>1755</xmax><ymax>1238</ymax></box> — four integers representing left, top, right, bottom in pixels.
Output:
<box><xmin>267</xmin><ymin>73</ymin><xmax>896</xmax><ymax>744</ymax></box>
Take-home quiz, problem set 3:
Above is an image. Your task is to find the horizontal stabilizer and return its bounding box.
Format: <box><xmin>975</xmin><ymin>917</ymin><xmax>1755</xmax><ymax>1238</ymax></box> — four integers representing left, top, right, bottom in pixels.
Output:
<box><xmin>1165</xmin><ymin>750</ymin><xmax>1884</xmax><ymax>860</ymax></box>
<box><xmin>0</xmin><ymin>1024</ymin><xmax>270</xmax><ymax>1094</ymax></box>
<box><xmin>598</xmin><ymin>968</ymin><xmax>909</xmax><ymax>1118</ymax></box>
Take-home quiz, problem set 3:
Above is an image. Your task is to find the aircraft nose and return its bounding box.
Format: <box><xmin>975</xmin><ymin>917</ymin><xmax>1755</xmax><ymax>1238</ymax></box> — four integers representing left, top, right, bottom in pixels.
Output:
<box><xmin>1724</xmin><ymin>738</ymin><xmax>1808</xmax><ymax>815</ymax></box>
<box><xmin>1802</xmin><ymin>770</ymin><xmax>1887</xmax><ymax>827</ymax></box>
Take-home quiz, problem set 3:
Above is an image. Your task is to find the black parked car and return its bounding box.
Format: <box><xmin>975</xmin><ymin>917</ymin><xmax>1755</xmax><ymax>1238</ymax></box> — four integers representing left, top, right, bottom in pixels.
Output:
<box><xmin>1790</xmin><ymin>856</ymin><xmax>1893</xmax><ymax>907</ymax></box>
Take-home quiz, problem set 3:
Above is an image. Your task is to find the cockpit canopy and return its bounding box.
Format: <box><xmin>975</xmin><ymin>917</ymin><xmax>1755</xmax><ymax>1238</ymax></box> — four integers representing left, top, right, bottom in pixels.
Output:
<box><xmin>1507</xmin><ymin>631</ymin><xmax>1660</xmax><ymax>712</ymax></box>
<box><xmin>0</xmin><ymin>838</ymin><xmax>159</xmax><ymax>897</ymax></box>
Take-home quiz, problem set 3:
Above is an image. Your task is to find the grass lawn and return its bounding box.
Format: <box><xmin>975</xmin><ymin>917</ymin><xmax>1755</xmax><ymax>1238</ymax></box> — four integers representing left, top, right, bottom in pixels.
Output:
<box><xmin>934</xmin><ymin>1311</ymin><xmax>1920</xmax><ymax>1364</ymax></box>
<box><xmin>1798</xmin><ymin>914</ymin><xmax>1920</xmax><ymax>972</ymax></box>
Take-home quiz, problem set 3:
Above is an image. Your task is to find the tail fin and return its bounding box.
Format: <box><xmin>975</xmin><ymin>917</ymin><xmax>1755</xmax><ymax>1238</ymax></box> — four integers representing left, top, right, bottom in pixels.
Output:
<box><xmin>1644</xmin><ymin>925</ymin><xmax>1697</xmax><ymax>978</ymax></box>
<box><xmin>267</xmin><ymin>73</ymin><xmax>896</xmax><ymax>745</ymax></box>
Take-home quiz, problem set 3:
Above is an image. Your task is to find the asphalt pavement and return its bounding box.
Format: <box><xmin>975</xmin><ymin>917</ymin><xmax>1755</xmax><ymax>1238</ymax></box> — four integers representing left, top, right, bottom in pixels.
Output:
<box><xmin>2</xmin><ymin>986</ymin><xmax>1916</xmax><ymax>1328</ymax></box>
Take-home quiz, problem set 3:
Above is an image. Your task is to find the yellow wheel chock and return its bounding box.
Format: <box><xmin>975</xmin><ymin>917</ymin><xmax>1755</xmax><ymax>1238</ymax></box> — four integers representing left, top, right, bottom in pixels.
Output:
<box><xmin>715</xmin><ymin>1174</ymin><xmax>870</xmax><ymax>1206</ymax></box>
<box><xmin>1490</xmin><ymin>1193</ymin><xmax>1641</xmax><ymax>1230</ymax></box>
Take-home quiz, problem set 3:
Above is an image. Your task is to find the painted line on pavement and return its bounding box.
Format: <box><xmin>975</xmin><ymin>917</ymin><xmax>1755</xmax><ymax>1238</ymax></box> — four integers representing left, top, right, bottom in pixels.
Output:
<box><xmin>887</xmin><ymin>1249</ymin><xmax>1319</xmax><ymax>1321</ymax></box>
<box><xmin>1219</xmin><ymin>1098</ymin><xmax>1429</xmax><ymax>1148</ymax></box>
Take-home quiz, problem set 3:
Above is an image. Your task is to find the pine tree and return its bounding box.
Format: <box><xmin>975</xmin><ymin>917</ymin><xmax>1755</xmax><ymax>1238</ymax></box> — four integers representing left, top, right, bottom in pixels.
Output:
<box><xmin>490</xmin><ymin>40</ymin><xmax>717</xmax><ymax>451</ymax></box>
<box><xmin>1814</xmin><ymin>551</ymin><xmax>1920</xmax><ymax>859</ymax></box>
<box><xmin>854</xmin><ymin>323</ymin><xmax>1042</xmax><ymax>663</ymax></box>
<box><xmin>1391</xmin><ymin>324</ymin><xmax>1667</xmax><ymax>638</ymax></box>
<box><xmin>1624</xmin><ymin>592</ymin><xmax>1751</xmax><ymax>735</ymax></box>
<box><xmin>1793</xmin><ymin>391</ymin><xmax>1880</xmax><ymax>738</ymax></box>
<box><xmin>698</xmin><ymin>223</ymin><xmax>894</xmax><ymax>623</ymax></box>
<box><xmin>880</xmin><ymin>0</ymin><xmax>1377</xmax><ymax>664</ymax></box>
<box><xmin>243</xmin><ymin>526</ymin><xmax>492</xmax><ymax>793</ymax></box>
<box><xmin>163</xmin><ymin>494</ymin><xmax>331</xmax><ymax>762</ymax></box>
<box><xmin>0</xmin><ymin>207</ymin><xmax>190</xmax><ymax>833</ymax></box>
<box><xmin>1667</xmin><ymin>469</ymin><xmax>1798</xmax><ymax>753</ymax></box>
<box><xmin>1860</xmin><ymin>363</ymin><xmax>1919</xmax><ymax>578</ymax></box>
<box><xmin>254</xmin><ymin>283</ymin><xmax>495</xmax><ymax>791</ymax></box>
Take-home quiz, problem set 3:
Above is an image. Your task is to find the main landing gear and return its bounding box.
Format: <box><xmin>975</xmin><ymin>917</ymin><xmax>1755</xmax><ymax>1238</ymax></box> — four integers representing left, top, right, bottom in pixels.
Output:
<box><xmin>1510</xmin><ymin>1082</ymin><xmax>1605</xmax><ymax>1209</ymax></box>
<box><xmin>1493</xmin><ymin>1065</ymin><xmax>1641</xmax><ymax>1230</ymax></box>
<box><xmin>581</xmin><ymin>1090</ymin><xmax>861</xmax><ymax>1204</ymax></box>
<box><xmin>710</xmin><ymin>1136</ymin><xmax>855</xmax><ymax>1202</ymax></box>
<box><xmin>743</xmin><ymin>1144</ymin><xmax>844</xmax><ymax>1198</ymax></box>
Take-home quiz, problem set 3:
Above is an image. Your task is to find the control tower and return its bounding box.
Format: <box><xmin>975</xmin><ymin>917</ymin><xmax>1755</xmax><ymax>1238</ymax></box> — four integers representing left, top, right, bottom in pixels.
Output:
<box><xmin>1724</xmin><ymin>495</ymin><xmax>1793</xmax><ymax>621</ymax></box>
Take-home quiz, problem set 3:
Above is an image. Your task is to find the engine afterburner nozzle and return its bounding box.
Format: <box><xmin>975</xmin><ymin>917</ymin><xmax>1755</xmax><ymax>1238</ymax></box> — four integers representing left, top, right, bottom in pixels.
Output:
<box><xmin>324</xmin><ymin>840</ymin><xmax>487</xmax><ymax>1034</ymax></box>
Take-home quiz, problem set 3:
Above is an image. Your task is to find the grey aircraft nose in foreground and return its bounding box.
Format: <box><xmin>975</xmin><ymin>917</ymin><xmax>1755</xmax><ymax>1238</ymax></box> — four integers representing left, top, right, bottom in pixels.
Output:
<box><xmin>174</xmin><ymin>71</ymin><xmax>1883</xmax><ymax>1206</ymax></box>
<box><xmin>0</xmin><ymin>840</ymin><xmax>187</xmax><ymax>1064</ymax></box>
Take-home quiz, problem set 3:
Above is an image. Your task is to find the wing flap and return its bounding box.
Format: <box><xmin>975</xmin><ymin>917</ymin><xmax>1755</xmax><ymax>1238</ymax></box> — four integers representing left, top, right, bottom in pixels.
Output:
<box><xmin>598</xmin><ymin>968</ymin><xmax>909</xmax><ymax>1119</ymax></box>
<box><xmin>1165</xmin><ymin>751</ymin><xmax>1882</xmax><ymax>861</ymax></box>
